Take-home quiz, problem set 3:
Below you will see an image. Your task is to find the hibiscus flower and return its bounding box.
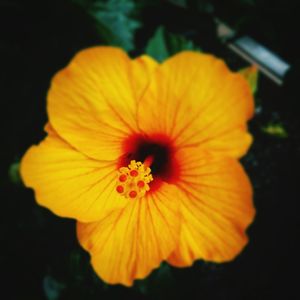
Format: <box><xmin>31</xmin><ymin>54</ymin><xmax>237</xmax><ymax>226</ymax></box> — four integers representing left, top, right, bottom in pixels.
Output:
<box><xmin>21</xmin><ymin>47</ymin><xmax>255</xmax><ymax>286</ymax></box>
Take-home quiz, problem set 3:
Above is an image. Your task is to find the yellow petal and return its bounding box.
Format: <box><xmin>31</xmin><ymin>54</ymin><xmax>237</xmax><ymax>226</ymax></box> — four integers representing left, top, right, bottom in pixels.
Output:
<box><xmin>48</xmin><ymin>47</ymin><xmax>158</xmax><ymax>161</ymax></box>
<box><xmin>138</xmin><ymin>51</ymin><xmax>254</xmax><ymax>158</ymax></box>
<box><xmin>167</xmin><ymin>148</ymin><xmax>255</xmax><ymax>266</ymax></box>
<box><xmin>132</xmin><ymin>55</ymin><xmax>159</xmax><ymax>102</ymax></box>
<box><xmin>20</xmin><ymin>126</ymin><xmax>129</xmax><ymax>222</ymax></box>
<box><xmin>77</xmin><ymin>182</ymin><xmax>180</xmax><ymax>286</ymax></box>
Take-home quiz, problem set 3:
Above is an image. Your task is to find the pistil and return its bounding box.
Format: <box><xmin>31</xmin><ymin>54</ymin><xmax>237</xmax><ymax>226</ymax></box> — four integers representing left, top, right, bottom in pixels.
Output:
<box><xmin>116</xmin><ymin>159</ymin><xmax>153</xmax><ymax>199</ymax></box>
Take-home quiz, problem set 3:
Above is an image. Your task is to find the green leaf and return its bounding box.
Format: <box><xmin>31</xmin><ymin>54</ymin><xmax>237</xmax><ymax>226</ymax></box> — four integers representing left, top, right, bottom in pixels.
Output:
<box><xmin>43</xmin><ymin>276</ymin><xmax>65</xmax><ymax>300</ymax></box>
<box><xmin>145</xmin><ymin>26</ymin><xmax>201</xmax><ymax>62</ymax></box>
<box><xmin>72</xmin><ymin>0</ymin><xmax>94</xmax><ymax>8</ymax></box>
<box><xmin>73</xmin><ymin>0</ymin><xmax>141</xmax><ymax>51</ymax></box>
<box><xmin>8</xmin><ymin>161</ymin><xmax>21</xmax><ymax>185</ymax></box>
<box><xmin>167</xmin><ymin>0</ymin><xmax>188</xmax><ymax>7</ymax></box>
<box><xmin>134</xmin><ymin>263</ymin><xmax>175</xmax><ymax>298</ymax></box>
<box><xmin>261</xmin><ymin>123</ymin><xmax>288</xmax><ymax>138</ymax></box>
<box><xmin>239</xmin><ymin>65</ymin><xmax>259</xmax><ymax>94</ymax></box>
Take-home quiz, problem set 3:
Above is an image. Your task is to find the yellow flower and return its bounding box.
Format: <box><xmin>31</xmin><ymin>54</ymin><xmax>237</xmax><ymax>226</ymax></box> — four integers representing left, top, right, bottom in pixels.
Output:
<box><xmin>21</xmin><ymin>47</ymin><xmax>255</xmax><ymax>286</ymax></box>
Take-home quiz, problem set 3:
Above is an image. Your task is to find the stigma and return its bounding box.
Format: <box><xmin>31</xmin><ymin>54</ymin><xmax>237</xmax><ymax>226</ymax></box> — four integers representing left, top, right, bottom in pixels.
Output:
<box><xmin>116</xmin><ymin>160</ymin><xmax>153</xmax><ymax>199</ymax></box>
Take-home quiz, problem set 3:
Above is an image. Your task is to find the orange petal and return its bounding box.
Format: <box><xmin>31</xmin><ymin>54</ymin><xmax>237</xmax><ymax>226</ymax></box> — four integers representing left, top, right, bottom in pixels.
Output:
<box><xmin>48</xmin><ymin>47</ymin><xmax>158</xmax><ymax>161</ymax></box>
<box><xmin>20</xmin><ymin>126</ymin><xmax>129</xmax><ymax>222</ymax></box>
<box><xmin>167</xmin><ymin>148</ymin><xmax>255</xmax><ymax>266</ymax></box>
<box><xmin>77</xmin><ymin>182</ymin><xmax>180</xmax><ymax>286</ymax></box>
<box><xmin>138</xmin><ymin>51</ymin><xmax>254</xmax><ymax>158</ymax></box>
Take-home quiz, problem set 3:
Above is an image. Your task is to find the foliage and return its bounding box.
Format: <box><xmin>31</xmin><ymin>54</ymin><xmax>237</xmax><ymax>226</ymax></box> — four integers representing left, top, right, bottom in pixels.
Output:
<box><xmin>8</xmin><ymin>161</ymin><xmax>21</xmax><ymax>185</ymax></box>
<box><xmin>145</xmin><ymin>26</ymin><xmax>201</xmax><ymax>62</ymax></box>
<box><xmin>73</xmin><ymin>0</ymin><xmax>140</xmax><ymax>51</ymax></box>
<box><xmin>262</xmin><ymin>123</ymin><xmax>288</xmax><ymax>138</ymax></box>
<box><xmin>239</xmin><ymin>65</ymin><xmax>259</xmax><ymax>94</ymax></box>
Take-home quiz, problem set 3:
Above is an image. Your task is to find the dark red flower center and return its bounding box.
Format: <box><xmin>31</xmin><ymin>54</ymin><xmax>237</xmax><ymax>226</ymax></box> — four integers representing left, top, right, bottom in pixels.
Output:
<box><xmin>118</xmin><ymin>133</ymin><xmax>180</xmax><ymax>192</ymax></box>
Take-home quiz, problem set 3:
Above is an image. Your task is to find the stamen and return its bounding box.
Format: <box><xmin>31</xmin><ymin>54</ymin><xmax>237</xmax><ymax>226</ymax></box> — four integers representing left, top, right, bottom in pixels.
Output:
<box><xmin>144</xmin><ymin>155</ymin><xmax>154</xmax><ymax>168</ymax></box>
<box><xmin>116</xmin><ymin>160</ymin><xmax>153</xmax><ymax>199</ymax></box>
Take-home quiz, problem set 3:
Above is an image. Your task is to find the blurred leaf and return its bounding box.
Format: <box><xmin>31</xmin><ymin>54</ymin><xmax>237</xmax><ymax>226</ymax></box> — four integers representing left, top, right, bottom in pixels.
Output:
<box><xmin>239</xmin><ymin>65</ymin><xmax>259</xmax><ymax>94</ymax></box>
<box><xmin>8</xmin><ymin>161</ymin><xmax>21</xmax><ymax>185</ymax></box>
<box><xmin>43</xmin><ymin>276</ymin><xmax>65</xmax><ymax>300</ymax></box>
<box><xmin>73</xmin><ymin>0</ymin><xmax>140</xmax><ymax>51</ymax></box>
<box><xmin>72</xmin><ymin>0</ymin><xmax>94</xmax><ymax>7</ymax></box>
<box><xmin>254</xmin><ymin>97</ymin><xmax>263</xmax><ymax>115</ymax></box>
<box><xmin>241</xmin><ymin>0</ymin><xmax>256</xmax><ymax>5</ymax></box>
<box><xmin>145</xmin><ymin>26</ymin><xmax>201</xmax><ymax>62</ymax></box>
<box><xmin>134</xmin><ymin>263</ymin><xmax>175</xmax><ymax>299</ymax></box>
<box><xmin>262</xmin><ymin>123</ymin><xmax>288</xmax><ymax>138</ymax></box>
<box><xmin>194</xmin><ymin>0</ymin><xmax>214</xmax><ymax>13</ymax></box>
<box><xmin>167</xmin><ymin>0</ymin><xmax>187</xmax><ymax>7</ymax></box>
<box><xmin>69</xmin><ymin>249</ymin><xmax>87</xmax><ymax>282</ymax></box>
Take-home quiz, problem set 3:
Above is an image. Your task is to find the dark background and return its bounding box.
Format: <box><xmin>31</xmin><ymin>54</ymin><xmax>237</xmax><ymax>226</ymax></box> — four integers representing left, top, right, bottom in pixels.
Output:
<box><xmin>1</xmin><ymin>0</ymin><xmax>299</xmax><ymax>299</ymax></box>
